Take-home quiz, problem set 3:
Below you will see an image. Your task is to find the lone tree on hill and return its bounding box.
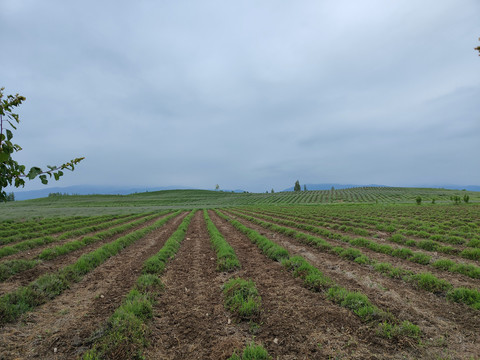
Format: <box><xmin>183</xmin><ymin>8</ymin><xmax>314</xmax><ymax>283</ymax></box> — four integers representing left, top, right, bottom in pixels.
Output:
<box><xmin>294</xmin><ymin>180</ymin><xmax>301</xmax><ymax>192</ymax></box>
<box><xmin>0</xmin><ymin>87</ymin><xmax>84</xmax><ymax>202</ymax></box>
<box><xmin>476</xmin><ymin>38</ymin><xmax>480</xmax><ymax>55</ymax></box>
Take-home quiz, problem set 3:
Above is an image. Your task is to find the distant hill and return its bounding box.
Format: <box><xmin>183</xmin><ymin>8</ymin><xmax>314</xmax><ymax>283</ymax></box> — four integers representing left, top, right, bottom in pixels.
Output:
<box><xmin>11</xmin><ymin>185</ymin><xmax>195</xmax><ymax>201</ymax></box>
<box><xmin>10</xmin><ymin>183</ymin><xmax>479</xmax><ymax>201</ymax></box>
<box><xmin>282</xmin><ymin>183</ymin><xmax>388</xmax><ymax>191</ymax></box>
<box><xmin>282</xmin><ymin>183</ymin><xmax>480</xmax><ymax>192</ymax></box>
<box><xmin>11</xmin><ymin>185</ymin><xmax>247</xmax><ymax>201</ymax></box>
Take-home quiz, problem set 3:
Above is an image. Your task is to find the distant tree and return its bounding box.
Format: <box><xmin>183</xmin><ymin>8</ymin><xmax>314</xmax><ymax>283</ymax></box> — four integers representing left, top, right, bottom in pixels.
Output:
<box><xmin>6</xmin><ymin>192</ymin><xmax>14</xmax><ymax>201</ymax></box>
<box><xmin>463</xmin><ymin>194</ymin><xmax>470</xmax><ymax>203</ymax></box>
<box><xmin>0</xmin><ymin>87</ymin><xmax>84</xmax><ymax>202</ymax></box>
<box><xmin>294</xmin><ymin>180</ymin><xmax>301</xmax><ymax>192</ymax></box>
<box><xmin>476</xmin><ymin>38</ymin><xmax>480</xmax><ymax>55</ymax></box>
<box><xmin>431</xmin><ymin>198</ymin><xmax>436</xmax><ymax>204</ymax></box>
<box><xmin>416</xmin><ymin>196</ymin><xmax>422</xmax><ymax>205</ymax></box>
<box><xmin>304</xmin><ymin>184</ymin><xmax>307</xmax><ymax>191</ymax></box>
<box><xmin>451</xmin><ymin>195</ymin><xmax>461</xmax><ymax>205</ymax></box>
<box><xmin>271</xmin><ymin>188</ymin><xmax>274</xmax><ymax>193</ymax></box>
<box><xmin>331</xmin><ymin>186</ymin><xmax>335</xmax><ymax>191</ymax></box>
<box><xmin>215</xmin><ymin>184</ymin><xmax>220</xmax><ymax>191</ymax></box>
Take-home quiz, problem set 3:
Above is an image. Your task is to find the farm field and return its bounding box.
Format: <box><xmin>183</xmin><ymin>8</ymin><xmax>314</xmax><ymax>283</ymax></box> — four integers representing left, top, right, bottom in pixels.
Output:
<box><xmin>0</xmin><ymin>190</ymin><xmax>479</xmax><ymax>359</ymax></box>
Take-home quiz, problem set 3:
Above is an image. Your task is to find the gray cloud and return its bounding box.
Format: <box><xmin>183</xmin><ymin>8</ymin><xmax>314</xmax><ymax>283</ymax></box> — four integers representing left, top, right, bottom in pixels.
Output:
<box><xmin>1</xmin><ymin>0</ymin><xmax>479</xmax><ymax>192</ymax></box>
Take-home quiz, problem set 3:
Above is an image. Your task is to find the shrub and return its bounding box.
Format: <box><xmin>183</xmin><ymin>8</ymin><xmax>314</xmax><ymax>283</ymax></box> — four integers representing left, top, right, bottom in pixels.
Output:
<box><xmin>223</xmin><ymin>278</ymin><xmax>261</xmax><ymax>320</ymax></box>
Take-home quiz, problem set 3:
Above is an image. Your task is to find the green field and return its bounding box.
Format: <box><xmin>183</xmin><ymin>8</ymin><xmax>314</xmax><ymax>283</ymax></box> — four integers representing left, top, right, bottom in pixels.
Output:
<box><xmin>0</xmin><ymin>187</ymin><xmax>478</xmax><ymax>220</ymax></box>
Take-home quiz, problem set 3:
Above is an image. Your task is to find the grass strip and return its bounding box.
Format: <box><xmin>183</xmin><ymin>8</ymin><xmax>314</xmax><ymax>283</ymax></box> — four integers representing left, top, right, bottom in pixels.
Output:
<box><xmin>230</xmin><ymin>210</ymin><xmax>480</xmax><ymax>310</ymax></box>
<box><xmin>0</xmin><ymin>211</ymin><xmax>181</xmax><ymax>325</ymax></box>
<box><xmin>204</xmin><ymin>210</ymin><xmax>240</xmax><ymax>272</ymax></box>
<box><xmin>217</xmin><ymin>210</ymin><xmax>421</xmax><ymax>340</ymax></box>
<box><xmin>81</xmin><ymin>210</ymin><xmax>195</xmax><ymax>359</ymax></box>
<box><xmin>0</xmin><ymin>259</ymin><xmax>39</xmax><ymax>281</ymax></box>
<box><xmin>228</xmin><ymin>342</ymin><xmax>271</xmax><ymax>360</ymax></box>
<box><xmin>223</xmin><ymin>277</ymin><xmax>261</xmax><ymax>320</ymax></box>
<box><xmin>0</xmin><ymin>213</ymin><xmax>149</xmax><ymax>259</ymax></box>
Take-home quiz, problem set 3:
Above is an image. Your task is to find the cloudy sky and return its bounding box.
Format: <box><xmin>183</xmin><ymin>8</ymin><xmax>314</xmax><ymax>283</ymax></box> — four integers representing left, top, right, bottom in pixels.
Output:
<box><xmin>1</xmin><ymin>0</ymin><xmax>479</xmax><ymax>192</ymax></box>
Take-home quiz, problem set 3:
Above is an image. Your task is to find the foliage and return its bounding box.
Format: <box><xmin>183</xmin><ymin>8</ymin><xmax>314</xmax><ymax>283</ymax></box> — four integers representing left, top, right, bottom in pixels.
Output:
<box><xmin>228</xmin><ymin>343</ymin><xmax>271</xmax><ymax>360</ymax></box>
<box><xmin>294</xmin><ymin>180</ymin><xmax>301</xmax><ymax>192</ymax></box>
<box><xmin>451</xmin><ymin>195</ymin><xmax>461</xmax><ymax>205</ymax></box>
<box><xmin>0</xmin><ymin>87</ymin><xmax>84</xmax><ymax>202</ymax></box>
<box><xmin>416</xmin><ymin>196</ymin><xmax>422</xmax><ymax>205</ymax></box>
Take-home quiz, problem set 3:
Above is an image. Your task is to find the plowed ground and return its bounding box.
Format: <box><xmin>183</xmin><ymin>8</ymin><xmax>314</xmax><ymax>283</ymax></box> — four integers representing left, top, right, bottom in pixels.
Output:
<box><xmin>0</xmin><ymin>209</ymin><xmax>478</xmax><ymax>360</ymax></box>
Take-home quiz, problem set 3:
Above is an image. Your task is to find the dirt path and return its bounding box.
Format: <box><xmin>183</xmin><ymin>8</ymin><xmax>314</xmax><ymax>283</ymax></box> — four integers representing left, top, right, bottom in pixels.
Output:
<box><xmin>144</xmin><ymin>210</ymin><xmax>242</xmax><ymax>360</ymax></box>
<box><xmin>222</xmin><ymin>211</ymin><xmax>480</xmax><ymax>359</ymax></box>
<box><xmin>209</xmin><ymin>211</ymin><xmax>422</xmax><ymax>360</ymax></box>
<box><xmin>0</xmin><ymin>212</ymin><xmax>188</xmax><ymax>360</ymax></box>
<box><xmin>0</xmin><ymin>214</ymin><xmax>168</xmax><ymax>296</ymax></box>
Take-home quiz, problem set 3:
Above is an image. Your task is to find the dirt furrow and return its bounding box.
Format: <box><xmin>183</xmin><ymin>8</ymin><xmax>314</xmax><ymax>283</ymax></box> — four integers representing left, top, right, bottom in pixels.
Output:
<box><xmin>0</xmin><ymin>212</ymin><xmax>188</xmax><ymax>360</ymax></box>
<box><xmin>144</xmin><ymin>210</ymin><xmax>240</xmax><ymax>360</ymax></box>
<box><xmin>0</xmin><ymin>214</ymin><xmax>168</xmax><ymax>296</ymax></box>
<box><xmin>237</xmin><ymin>211</ymin><xmax>480</xmax><ymax>288</ymax></box>
<box><xmin>223</xmin><ymin>211</ymin><xmax>480</xmax><ymax>359</ymax></box>
<box><xmin>209</xmin><ymin>210</ymin><xmax>421</xmax><ymax>360</ymax></box>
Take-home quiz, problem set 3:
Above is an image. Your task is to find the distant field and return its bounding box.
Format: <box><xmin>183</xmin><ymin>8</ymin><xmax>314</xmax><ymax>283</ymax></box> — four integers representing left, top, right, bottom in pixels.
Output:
<box><xmin>0</xmin><ymin>187</ymin><xmax>478</xmax><ymax>220</ymax></box>
<box><xmin>0</xmin><ymin>188</ymin><xmax>479</xmax><ymax>359</ymax></box>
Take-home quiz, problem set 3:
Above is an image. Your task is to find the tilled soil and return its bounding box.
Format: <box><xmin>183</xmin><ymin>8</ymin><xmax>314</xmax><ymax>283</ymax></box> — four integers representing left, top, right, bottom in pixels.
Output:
<box><xmin>234</xmin><ymin>210</ymin><xmax>480</xmax><ymax>289</ymax></box>
<box><xmin>144</xmin><ymin>210</ymin><xmax>243</xmax><ymax>360</ymax></box>
<box><xmin>209</xmin><ymin>211</ymin><xmax>423</xmax><ymax>359</ymax></box>
<box><xmin>0</xmin><ymin>212</ymin><xmax>188</xmax><ymax>360</ymax></box>
<box><xmin>222</xmin><ymin>211</ymin><xmax>480</xmax><ymax>359</ymax></box>
<box><xmin>0</xmin><ymin>214</ymin><xmax>168</xmax><ymax>296</ymax></box>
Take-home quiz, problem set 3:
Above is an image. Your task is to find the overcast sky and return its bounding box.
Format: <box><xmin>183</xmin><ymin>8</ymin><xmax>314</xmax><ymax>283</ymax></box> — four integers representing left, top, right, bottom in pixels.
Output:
<box><xmin>1</xmin><ymin>0</ymin><xmax>479</xmax><ymax>192</ymax></box>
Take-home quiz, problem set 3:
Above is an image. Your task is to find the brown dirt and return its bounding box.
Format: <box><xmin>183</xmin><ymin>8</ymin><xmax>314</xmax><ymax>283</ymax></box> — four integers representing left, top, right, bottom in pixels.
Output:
<box><xmin>235</xmin><ymin>210</ymin><xmax>480</xmax><ymax>289</ymax></box>
<box><xmin>243</xmin><ymin>209</ymin><xmax>479</xmax><ymax>268</ymax></box>
<box><xmin>0</xmin><ymin>212</ymin><xmax>188</xmax><ymax>360</ymax></box>
<box><xmin>208</xmin><ymin>211</ymin><xmax>420</xmax><ymax>359</ymax></box>
<box><xmin>144</xmin><ymin>210</ymin><xmax>245</xmax><ymax>360</ymax></box>
<box><xmin>0</xmin><ymin>214</ymin><xmax>169</xmax><ymax>296</ymax></box>
<box><xmin>222</xmin><ymin>211</ymin><xmax>480</xmax><ymax>359</ymax></box>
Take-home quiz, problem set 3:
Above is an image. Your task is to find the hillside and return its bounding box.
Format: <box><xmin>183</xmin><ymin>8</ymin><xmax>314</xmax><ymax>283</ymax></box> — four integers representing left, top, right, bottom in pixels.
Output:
<box><xmin>1</xmin><ymin>187</ymin><xmax>478</xmax><ymax>220</ymax></box>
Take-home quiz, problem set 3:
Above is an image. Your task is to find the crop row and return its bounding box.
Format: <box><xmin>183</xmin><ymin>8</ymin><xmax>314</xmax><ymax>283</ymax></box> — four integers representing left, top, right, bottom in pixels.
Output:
<box><xmin>0</xmin><ymin>212</ymin><xmax>152</xmax><ymax>259</ymax></box>
<box><xmin>236</xmin><ymin>209</ymin><xmax>480</xmax><ymax>278</ymax></box>
<box><xmin>249</xmin><ymin>205</ymin><xmax>479</xmax><ymax>247</ymax></box>
<box><xmin>81</xmin><ymin>210</ymin><xmax>195</xmax><ymax>359</ymax></box>
<box><xmin>227</xmin><ymin>210</ymin><xmax>480</xmax><ymax>310</ymax></box>
<box><xmin>0</xmin><ymin>214</ymin><xmax>130</xmax><ymax>246</ymax></box>
<box><xmin>0</xmin><ymin>212</ymin><xmax>170</xmax><ymax>283</ymax></box>
<box><xmin>0</xmin><ymin>211</ymin><xmax>181</xmax><ymax>325</ymax></box>
<box><xmin>216</xmin><ymin>210</ymin><xmax>421</xmax><ymax>340</ymax></box>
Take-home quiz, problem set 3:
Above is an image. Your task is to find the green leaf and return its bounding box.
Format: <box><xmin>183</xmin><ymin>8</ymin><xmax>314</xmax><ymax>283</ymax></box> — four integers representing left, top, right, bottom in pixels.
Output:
<box><xmin>40</xmin><ymin>174</ymin><xmax>48</xmax><ymax>185</ymax></box>
<box><xmin>0</xmin><ymin>151</ymin><xmax>9</xmax><ymax>162</ymax></box>
<box><xmin>6</xmin><ymin>129</ymin><xmax>13</xmax><ymax>141</ymax></box>
<box><xmin>27</xmin><ymin>167</ymin><xmax>42</xmax><ymax>180</ymax></box>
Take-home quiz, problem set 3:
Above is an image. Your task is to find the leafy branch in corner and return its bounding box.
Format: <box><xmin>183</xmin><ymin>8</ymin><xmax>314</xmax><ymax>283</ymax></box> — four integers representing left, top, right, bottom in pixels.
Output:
<box><xmin>0</xmin><ymin>87</ymin><xmax>84</xmax><ymax>202</ymax></box>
